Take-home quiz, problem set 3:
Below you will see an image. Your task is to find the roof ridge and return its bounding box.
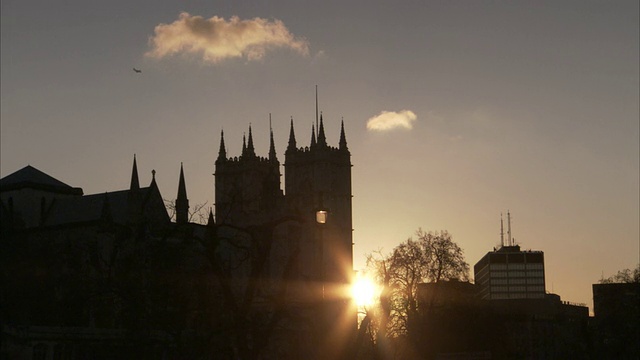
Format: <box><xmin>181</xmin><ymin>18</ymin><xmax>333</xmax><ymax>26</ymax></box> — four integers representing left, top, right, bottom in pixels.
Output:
<box><xmin>0</xmin><ymin>165</ymin><xmax>83</xmax><ymax>195</ymax></box>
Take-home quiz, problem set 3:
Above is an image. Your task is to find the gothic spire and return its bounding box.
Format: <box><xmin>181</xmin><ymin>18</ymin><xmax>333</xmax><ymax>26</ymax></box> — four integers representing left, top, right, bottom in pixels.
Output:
<box><xmin>176</xmin><ymin>163</ymin><xmax>189</xmax><ymax>225</ymax></box>
<box><xmin>339</xmin><ymin>118</ymin><xmax>348</xmax><ymax>151</ymax></box>
<box><xmin>317</xmin><ymin>112</ymin><xmax>327</xmax><ymax>147</ymax></box>
<box><xmin>127</xmin><ymin>156</ymin><xmax>142</xmax><ymax>225</ymax></box>
<box><xmin>247</xmin><ymin>124</ymin><xmax>256</xmax><ymax>157</ymax></box>
<box><xmin>207</xmin><ymin>207</ymin><xmax>215</xmax><ymax>226</ymax></box>
<box><xmin>287</xmin><ymin>117</ymin><xmax>297</xmax><ymax>153</ymax></box>
<box><xmin>217</xmin><ymin>129</ymin><xmax>227</xmax><ymax>162</ymax></box>
<box><xmin>268</xmin><ymin>116</ymin><xmax>277</xmax><ymax>161</ymax></box>
<box><xmin>242</xmin><ymin>133</ymin><xmax>247</xmax><ymax>157</ymax></box>
<box><xmin>310</xmin><ymin>124</ymin><xmax>317</xmax><ymax>148</ymax></box>
<box><xmin>130</xmin><ymin>154</ymin><xmax>140</xmax><ymax>191</ymax></box>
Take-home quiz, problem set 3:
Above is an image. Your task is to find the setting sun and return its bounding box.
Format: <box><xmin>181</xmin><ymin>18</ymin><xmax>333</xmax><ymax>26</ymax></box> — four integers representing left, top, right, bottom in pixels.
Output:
<box><xmin>352</xmin><ymin>277</ymin><xmax>377</xmax><ymax>307</ymax></box>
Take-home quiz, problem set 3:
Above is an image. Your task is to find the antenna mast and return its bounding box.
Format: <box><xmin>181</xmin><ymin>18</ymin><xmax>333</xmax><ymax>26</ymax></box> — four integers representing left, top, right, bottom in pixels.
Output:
<box><xmin>507</xmin><ymin>210</ymin><xmax>513</xmax><ymax>246</ymax></box>
<box><xmin>500</xmin><ymin>213</ymin><xmax>505</xmax><ymax>247</ymax></box>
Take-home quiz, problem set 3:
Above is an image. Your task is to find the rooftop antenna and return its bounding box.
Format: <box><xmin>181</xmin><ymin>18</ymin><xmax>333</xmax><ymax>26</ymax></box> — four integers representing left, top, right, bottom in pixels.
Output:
<box><xmin>315</xmin><ymin>85</ymin><xmax>319</xmax><ymax>132</ymax></box>
<box><xmin>507</xmin><ymin>210</ymin><xmax>513</xmax><ymax>246</ymax></box>
<box><xmin>500</xmin><ymin>213</ymin><xmax>505</xmax><ymax>247</ymax></box>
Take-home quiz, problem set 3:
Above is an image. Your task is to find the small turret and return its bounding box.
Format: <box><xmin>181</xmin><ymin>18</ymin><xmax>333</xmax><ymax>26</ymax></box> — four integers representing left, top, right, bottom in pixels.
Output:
<box><xmin>207</xmin><ymin>207</ymin><xmax>215</xmax><ymax>226</ymax></box>
<box><xmin>268</xmin><ymin>117</ymin><xmax>277</xmax><ymax>162</ymax></box>
<box><xmin>150</xmin><ymin>169</ymin><xmax>158</xmax><ymax>189</ymax></box>
<box><xmin>287</xmin><ymin>118</ymin><xmax>297</xmax><ymax>153</ymax></box>
<box><xmin>217</xmin><ymin>130</ymin><xmax>227</xmax><ymax>163</ymax></box>
<box><xmin>176</xmin><ymin>163</ymin><xmax>189</xmax><ymax>225</ymax></box>
<box><xmin>127</xmin><ymin>155</ymin><xmax>142</xmax><ymax>224</ymax></box>
<box><xmin>310</xmin><ymin>124</ymin><xmax>317</xmax><ymax>148</ymax></box>
<box><xmin>130</xmin><ymin>155</ymin><xmax>140</xmax><ymax>191</ymax></box>
<box><xmin>339</xmin><ymin>119</ymin><xmax>348</xmax><ymax>151</ymax></box>
<box><xmin>241</xmin><ymin>134</ymin><xmax>247</xmax><ymax>157</ymax></box>
<box><xmin>317</xmin><ymin>113</ymin><xmax>327</xmax><ymax>147</ymax></box>
<box><xmin>246</xmin><ymin>125</ymin><xmax>256</xmax><ymax>158</ymax></box>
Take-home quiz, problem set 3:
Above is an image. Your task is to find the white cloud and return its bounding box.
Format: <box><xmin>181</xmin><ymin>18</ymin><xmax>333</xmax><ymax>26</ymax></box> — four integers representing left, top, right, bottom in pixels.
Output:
<box><xmin>366</xmin><ymin>110</ymin><xmax>417</xmax><ymax>131</ymax></box>
<box><xmin>146</xmin><ymin>13</ymin><xmax>310</xmax><ymax>64</ymax></box>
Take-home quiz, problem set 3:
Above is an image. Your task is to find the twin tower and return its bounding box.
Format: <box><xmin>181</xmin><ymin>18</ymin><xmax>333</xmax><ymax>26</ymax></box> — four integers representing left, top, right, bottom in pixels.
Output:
<box><xmin>214</xmin><ymin>114</ymin><xmax>353</xmax><ymax>283</ymax></box>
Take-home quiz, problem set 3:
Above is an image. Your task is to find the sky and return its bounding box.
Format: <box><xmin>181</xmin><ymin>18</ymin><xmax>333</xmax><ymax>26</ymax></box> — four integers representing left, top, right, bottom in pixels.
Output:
<box><xmin>2</xmin><ymin>0</ymin><xmax>638</xmax><ymax>311</ymax></box>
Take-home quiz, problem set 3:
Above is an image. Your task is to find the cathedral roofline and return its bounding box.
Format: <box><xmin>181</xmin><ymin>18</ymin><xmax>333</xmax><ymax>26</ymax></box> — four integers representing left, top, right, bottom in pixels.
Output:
<box><xmin>0</xmin><ymin>165</ymin><xmax>84</xmax><ymax>196</ymax></box>
<box><xmin>216</xmin><ymin>116</ymin><xmax>350</xmax><ymax>164</ymax></box>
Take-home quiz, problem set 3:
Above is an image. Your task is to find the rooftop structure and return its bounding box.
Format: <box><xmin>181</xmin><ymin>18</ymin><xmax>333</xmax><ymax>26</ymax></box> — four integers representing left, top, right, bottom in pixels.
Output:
<box><xmin>474</xmin><ymin>212</ymin><xmax>546</xmax><ymax>300</ymax></box>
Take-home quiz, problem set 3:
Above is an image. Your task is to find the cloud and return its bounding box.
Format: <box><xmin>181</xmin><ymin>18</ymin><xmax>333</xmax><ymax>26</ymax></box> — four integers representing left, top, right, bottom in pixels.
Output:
<box><xmin>146</xmin><ymin>13</ymin><xmax>310</xmax><ymax>64</ymax></box>
<box><xmin>311</xmin><ymin>50</ymin><xmax>327</xmax><ymax>65</ymax></box>
<box><xmin>366</xmin><ymin>110</ymin><xmax>417</xmax><ymax>131</ymax></box>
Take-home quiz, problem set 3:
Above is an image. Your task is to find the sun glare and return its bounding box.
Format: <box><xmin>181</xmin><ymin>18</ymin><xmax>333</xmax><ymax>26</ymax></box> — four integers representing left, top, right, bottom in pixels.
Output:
<box><xmin>352</xmin><ymin>277</ymin><xmax>377</xmax><ymax>307</ymax></box>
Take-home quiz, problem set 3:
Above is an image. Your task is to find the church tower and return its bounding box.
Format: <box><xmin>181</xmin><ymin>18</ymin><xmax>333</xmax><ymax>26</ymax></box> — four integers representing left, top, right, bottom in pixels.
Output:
<box><xmin>213</xmin><ymin>115</ymin><xmax>353</xmax><ymax>281</ymax></box>
<box><xmin>285</xmin><ymin>114</ymin><xmax>353</xmax><ymax>287</ymax></box>
<box><xmin>213</xmin><ymin>112</ymin><xmax>354</xmax><ymax>357</ymax></box>
<box><xmin>214</xmin><ymin>126</ymin><xmax>284</xmax><ymax>226</ymax></box>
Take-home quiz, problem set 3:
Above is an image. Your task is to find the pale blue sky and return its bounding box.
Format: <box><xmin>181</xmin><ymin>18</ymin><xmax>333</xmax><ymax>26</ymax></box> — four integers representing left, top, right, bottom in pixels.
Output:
<box><xmin>2</xmin><ymin>0</ymin><xmax>638</xmax><ymax>310</ymax></box>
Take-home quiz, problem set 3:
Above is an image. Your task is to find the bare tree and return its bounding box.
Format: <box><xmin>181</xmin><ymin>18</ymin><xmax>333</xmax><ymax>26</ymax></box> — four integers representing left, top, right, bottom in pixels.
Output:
<box><xmin>599</xmin><ymin>264</ymin><xmax>640</xmax><ymax>283</ymax></box>
<box><xmin>364</xmin><ymin>229</ymin><xmax>470</xmax><ymax>356</ymax></box>
<box><xmin>164</xmin><ymin>199</ymin><xmax>209</xmax><ymax>224</ymax></box>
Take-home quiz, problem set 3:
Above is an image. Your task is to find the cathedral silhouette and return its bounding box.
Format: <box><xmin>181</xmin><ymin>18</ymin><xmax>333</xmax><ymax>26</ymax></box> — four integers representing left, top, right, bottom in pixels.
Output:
<box><xmin>0</xmin><ymin>113</ymin><xmax>355</xmax><ymax>359</ymax></box>
<box><xmin>213</xmin><ymin>116</ymin><xmax>355</xmax><ymax>358</ymax></box>
<box><xmin>215</xmin><ymin>115</ymin><xmax>352</xmax><ymax>281</ymax></box>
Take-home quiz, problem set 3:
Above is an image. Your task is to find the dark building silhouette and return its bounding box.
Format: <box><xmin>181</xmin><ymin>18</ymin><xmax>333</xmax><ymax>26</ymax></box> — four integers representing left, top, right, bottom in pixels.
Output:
<box><xmin>415</xmin><ymin>214</ymin><xmax>590</xmax><ymax>359</ymax></box>
<box><xmin>592</xmin><ymin>282</ymin><xmax>640</xmax><ymax>359</ymax></box>
<box><xmin>1</xmin><ymin>161</ymin><xmax>179</xmax><ymax>359</ymax></box>
<box><xmin>415</xmin><ymin>281</ymin><xmax>590</xmax><ymax>359</ymax></box>
<box><xmin>214</xmin><ymin>116</ymin><xmax>354</xmax><ymax>358</ymax></box>
<box><xmin>0</xmin><ymin>161</ymin><xmax>169</xmax><ymax>230</ymax></box>
<box><xmin>1</xmin><ymin>113</ymin><xmax>355</xmax><ymax>359</ymax></box>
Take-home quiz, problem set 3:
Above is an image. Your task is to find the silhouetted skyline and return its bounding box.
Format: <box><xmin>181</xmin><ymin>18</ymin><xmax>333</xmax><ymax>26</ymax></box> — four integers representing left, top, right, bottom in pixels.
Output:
<box><xmin>1</xmin><ymin>1</ymin><xmax>638</xmax><ymax>310</ymax></box>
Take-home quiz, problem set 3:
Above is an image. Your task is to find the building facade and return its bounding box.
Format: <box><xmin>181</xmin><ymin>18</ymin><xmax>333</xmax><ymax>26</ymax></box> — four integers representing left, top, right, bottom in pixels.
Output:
<box><xmin>474</xmin><ymin>245</ymin><xmax>546</xmax><ymax>300</ymax></box>
<box><xmin>414</xmin><ymin>281</ymin><xmax>589</xmax><ymax>359</ymax></box>
<box><xmin>592</xmin><ymin>282</ymin><xmax>640</xmax><ymax>358</ymax></box>
<box><xmin>474</xmin><ymin>212</ymin><xmax>545</xmax><ymax>300</ymax></box>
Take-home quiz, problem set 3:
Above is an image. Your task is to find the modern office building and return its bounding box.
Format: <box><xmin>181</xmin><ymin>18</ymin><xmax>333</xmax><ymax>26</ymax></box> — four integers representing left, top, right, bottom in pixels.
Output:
<box><xmin>474</xmin><ymin>213</ymin><xmax>546</xmax><ymax>300</ymax></box>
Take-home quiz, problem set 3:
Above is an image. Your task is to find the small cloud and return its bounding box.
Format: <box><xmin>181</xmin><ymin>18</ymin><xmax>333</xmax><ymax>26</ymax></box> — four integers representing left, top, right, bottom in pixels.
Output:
<box><xmin>366</xmin><ymin>110</ymin><xmax>417</xmax><ymax>131</ymax></box>
<box><xmin>311</xmin><ymin>49</ymin><xmax>327</xmax><ymax>65</ymax></box>
<box><xmin>146</xmin><ymin>13</ymin><xmax>310</xmax><ymax>64</ymax></box>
